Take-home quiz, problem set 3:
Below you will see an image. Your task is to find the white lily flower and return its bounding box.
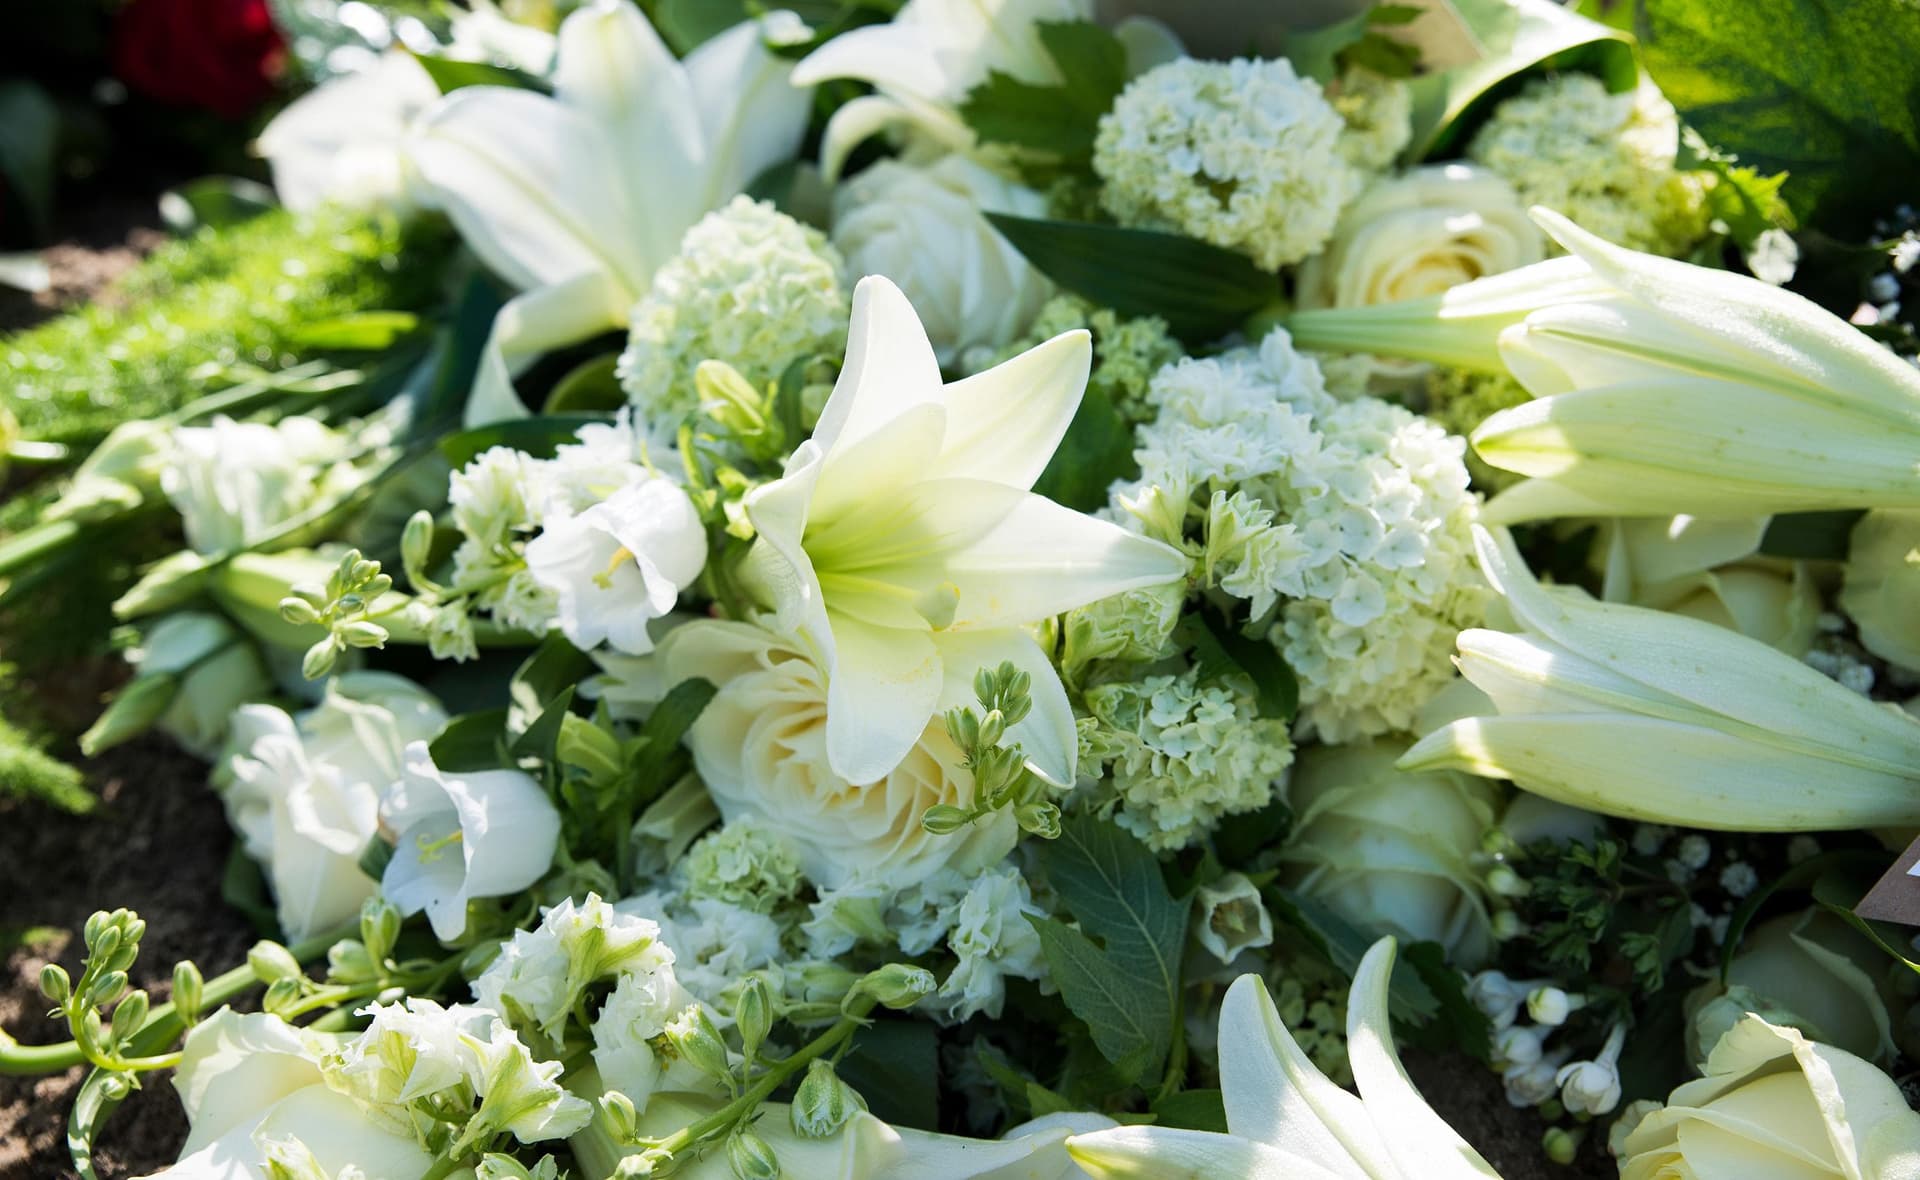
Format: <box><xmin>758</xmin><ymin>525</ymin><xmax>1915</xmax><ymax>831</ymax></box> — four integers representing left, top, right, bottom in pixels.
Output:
<box><xmin>523</xmin><ymin>478</ymin><xmax>707</xmax><ymax>655</ymax></box>
<box><xmin>1298</xmin><ymin>208</ymin><xmax>1920</xmax><ymax>522</ymax></box>
<box><xmin>1066</xmin><ymin>938</ymin><xmax>1502</xmax><ymax>1179</ymax></box>
<box><xmin>407</xmin><ymin>0</ymin><xmax>811</xmax><ymax>422</ymax></box>
<box><xmin>380</xmin><ymin>742</ymin><xmax>562</xmax><ymax>941</ymax></box>
<box><xmin>741</xmin><ymin>276</ymin><xmax>1188</xmax><ymax>783</ymax></box>
<box><xmin>1400</xmin><ymin>527</ymin><xmax>1920</xmax><ymax>831</ymax></box>
<box><xmin>257</xmin><ymin>52</ymin><xmax>440</xmax><ymax>213</ymax></box>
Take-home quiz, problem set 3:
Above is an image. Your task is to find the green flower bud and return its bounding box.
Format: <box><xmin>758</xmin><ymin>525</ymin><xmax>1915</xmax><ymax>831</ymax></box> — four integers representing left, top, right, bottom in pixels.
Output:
<box><xmin>1543</xmin><ymin>1126</ymin><xmax>1582</xmax><ymax>1166</ymax></box>
<box><xmin>851</xmin><ymin>964</ymin><xmax>937</xmax><ymax>1012</ymax></box>
<box><xmin>86</xmin><ymin>970</ymin><xmax>129</xmax><ymax>1010</ymax></box>
<box><xmin>39</xmin><ymin>964</ymin><xmax>70</xmax><ymax>1004</ymax></box>
<box><xmin>279</xmin><ymin>596</ymin><xmax>323</xmax><ymax>625</ymax></box>
<box><xmin>600</xmin><ymin>1090</ymin><xmax>639</xmax><ymax>1144</ymax></box>
<box><xmin>248</xmin><ymin>940</ymin><xmax>303</xmax><ymax>984</ymax></box>
<box><xmin>401</xmin><ymin>511</ymin><xmax>436</xmax><ymax>584</ymax></box>
<box><xmin>301</xmin><ymin>635</ymin><xmax>341</xmax><ymax>681</ymax></box>
<box><xmin>726</xmin><ymin>1125</ymin><xmax>782</xmax><ymax>1180</ymax></box>
<box><xmin>920</xmin><ymin>805</ymin><xmax>973</xmax><ymax>835</ymax></box>
<box><xmin>1015</xmin><ymin>801</ymin><xmax>1061</xmax><ymax>839</ymax></box>
<box><xmin>326</xmin><ymin>940</ymin><xmax>378</xmax><ymax>984</ymax></box>
<box><xmin>262</xmin><ymin>977</ymin><xmax>304</xmax><ymax>1018</ymax></box>
<box><xmin>337</xmin><ymin>620</ymin><xmax>389</xmax><ymax>650</ymax></box>
<box><xmin>172</xmin><ymin>960</ymin><xmax>204</xmax><ymax>1023</ymax></box>
<box><xmin>664</xmin><ymin>1005</ymin><xmax>733</xmax><ymax>1085</ymax></box>
<box><xmin>360</xmin><ymin>896</ymin><xmax>402</xmax><ymax>965</ymax></box>
<box><xmin>734</xmin><ymin>975</ymin><xmax>772</xmax><ymax>1066</ymax></box>
<box><xmin>83</xmin><ymin>911</ymin><xmax>109</xmax><ymax>946</ymax></box>
<box><xmin>88</xmin><ymin>924</ymin><xmax>125</xmax><ymax>970</ymax></box>
<box><xmin>791</xmin><ymin>1059</ymin><xmax>867</xmax><ymax>1138</ymax></box>
<box><xmin>110</xmin><ymin>989</ymin><xmax>150</xmax><ymax>1043</ymax></box>
<box><xmin>975</xmin><ymin>708</ymin><xmax>1006</xmax><ymax>750</ymax></box>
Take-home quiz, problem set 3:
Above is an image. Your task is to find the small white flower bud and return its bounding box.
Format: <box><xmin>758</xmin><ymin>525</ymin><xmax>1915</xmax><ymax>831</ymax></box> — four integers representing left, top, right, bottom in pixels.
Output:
<box><xmin>1526</xmin><ymin>987</ymin><xmax>1582</xmax><ymax>1027</ymax></box>
<box><xmin>1494</xmin><ymin>1024</ymin><xmax>1545</xmax><ymax>1068</ymax></box>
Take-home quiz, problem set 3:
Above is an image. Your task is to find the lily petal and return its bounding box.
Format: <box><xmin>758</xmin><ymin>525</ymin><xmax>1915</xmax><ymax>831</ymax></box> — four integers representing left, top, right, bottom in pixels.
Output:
<box><xmin>1066</xmin><ymin>1125</ymin><xmax>1343</xmax><ymax>1180</ymax></box>
<box><xmin>823</xmin><ymin>612</ymin><xmax>943</xmax><ymax>784</ymax></box>
<box><xmin>814</xmin><ymin>94</ymin><xmax>913</xmax><ymax>183</ymax></box>
<box><xmin>813</xmin><ymin>276</ymin><xmax>945</xmax><ymax>454</ymax></box>
<box><xmin>1345</xmin><ymin>940</ymin><xmax>1504</xmax><ymax>1179</ymax></box>
<box><xmin>931</xmin><ymin>328</ymin><xmax>1090</xmax><ymax>489</ymax></box>
<box><xmin>466</xmin><ymin>270</ymin><xmax>631</xmax><ymax>424</ymax></box>
<box><xmin>943</xmin><ymin>494</ymin><xmax>1188</xmax><ymax>628</ymax></box>
<box><xmin>686</xmin><ymin>17</ymin><xmax>814</xmax><ymax>209</ymax></box>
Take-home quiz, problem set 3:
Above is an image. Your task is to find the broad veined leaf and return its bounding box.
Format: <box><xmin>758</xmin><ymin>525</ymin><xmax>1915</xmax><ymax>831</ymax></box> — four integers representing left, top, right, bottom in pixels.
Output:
<box><xmin>959</xmin><ymin>21</ymin><xmax>1128</xmax><ymax>164</ymax></box>
<box><xmin>1268</xmin><ymin>886</ymin><xmax>1440</xmax><ymax>1022</ymax></box>
<box><xmin>1637</xmin><ymin>0</ymin><xmax>1920</xmax><ymax>230</ymax></box>
<box><xmin>985</xmin><ymin>214</ymin><xmax>1278</xmax><ymax>343</ymax></box>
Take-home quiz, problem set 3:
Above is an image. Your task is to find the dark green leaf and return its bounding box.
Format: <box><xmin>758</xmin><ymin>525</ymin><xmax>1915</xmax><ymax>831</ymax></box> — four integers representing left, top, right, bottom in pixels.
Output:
<box><xmin>1036</xmin><ymin>21</ymin><xmax>1128</xmax><ymax>116</ymax></box>
<box><xmin>1211</xmin><ymin>795</ymin><xmax>1293</xmax><ymax>869</ymax></box>
<box><xmin>544</xmin><ymin>353</ymin><xmax>627</xmax><ymax>413</ymax></box>
<box><xmin>512</xmin><ymin>686</ymin><xmax>576</xmax><ymax>762</ymax></box>
<box><xmin>1031</xmin><ymin>383</ymin><xmax>1135</xmax><ymax>512</ymax></box>
<box><xmin>439</xmin><ymin>414</ymin><xmax>609</xmax><ymax>469</ymax></box>
<box><xmin>986</xmin><ymin>214</ymin><xmax>1278</xmax><ymax>343</ymax></box>
<box><xmin>357</xmin><ymin>836</ymin><xmax>394</xmax><ymax>883</ymax></box>
<box><xmin>1759</xmin><ymin>509</ymin><xmax>1865</xmax><ymax>560</ymax></box>
<box><xmin>1637</xmin><ymin>0</ymin><xmax>1920</xmax><ymax>229</ymax></box>
<box><xmin>1398</xmin><ymin>941</ymin><xmax>1490</xmax><ymax>1058</ymax></box>
<box><xmin>960</xmin><ymin>71</ymin><xmax>1104</xmax><ymax>158</ymax></box>
<box><xmin>839</xmin><ymin>1020</ymin><xmax>940</xmax><ymax>1130</ymax></box>
<box><xmin>1200</xmin><ymin>611</ymin><xmax>1298</xmax><ymax>722</ymax></box>
<box><xmin>1267</xmin><ymin>886</ymin><xmax>1438</xmax><ymax>1021</ymax></box>
<box><xmin>430</xmin><ymin>708</ymin><xmax>513</xmax><ymax>773</ymax></box>
<box><xmin>1406</xmin><ymin>0</ymin><xmax>1635</xmax><ymax>159</ymax></box>
<box><xmin>630</xmin><ymin>678</ymin><xmax>718</xmax><ymax>795</ymax></box>
<box><xmin>220</xmin><ymin>845</ymin><xmax>281</xmax><ymax>938</ymax></box>
<box><xmin>0</xmin><ymin>81</ymin><xmax>57</xmax><ymax>238</ymax></box>
<box><xmin>651</xmin><ymin>0</ymin><xmax>750</xmax><ymax>53</ymax></box>
<box><xmin>1031</xmin><ymin>815</ymin><xmax>1188</xmax><ymax>1074</ymax></box>
<box><xmin>510</xmin><ymin>635</ymin><xmax>595</xmax><ymax>733</ymax></box>
<box><xmin>412</xmin><ymin>53</ymin><xmax>546</xmax><ymax>95</ymax></box>
<box><xmin>1151</xmin><ymin>1088</ymin><xmax>1228</xmax><ymax>1132</ymax></box>
<box><xmin>420</xmin><ymin>272</ymin><xmax>508</xmax><ymax>428</ymax></box>
<box><xmin>288</xmin><ymin>311</ymin><xmax>422</xmax><ymax>351</ymax></box>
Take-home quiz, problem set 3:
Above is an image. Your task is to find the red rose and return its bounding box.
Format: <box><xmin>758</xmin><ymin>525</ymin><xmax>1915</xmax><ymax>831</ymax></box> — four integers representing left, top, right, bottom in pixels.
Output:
<box><xmin>112</xmin><ymin>0</ymin><xmax>285</xmax><ymax>120</ymax></box>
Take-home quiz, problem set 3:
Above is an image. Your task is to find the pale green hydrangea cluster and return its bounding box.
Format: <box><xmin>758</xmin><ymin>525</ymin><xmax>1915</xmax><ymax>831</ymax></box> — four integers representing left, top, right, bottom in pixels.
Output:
<box><xmin>1092</xmin><ymin>57</ymin><xmax>1364</xmax><ymax>270</ymax></box>
<box><xmin>681</xmin><ymin>818</ymin><xmax>807</xmax><ymax>914</ymax></box>
<box><xmin>1421</xmin><ymin>366</ymin><xmax>1534</xmax><ymax>489</ymax></box>
<box><xmin>1111</xmin><ymin>329</ymin><xmax>1487</xmax><ymax>741</ymax></box>
<box><xmin>964</xmin><ymin>294</ymin><xmax>1186</xmax><ymax>424</ymax></box>
<box><xmin>1329</xmin><ymin>67</ymin><xmax>1413</xmax><ymax>172</ymax></box>
<box><xmin>1466</xmin><ymin>74</ymin><xmax>1712</xmax><ymax>257</ymax></box>
<box><xmin>618</xmin><ymin>196</ymin><xmax>849</xmax><ymax>432</ymax></box>
<box><xmin>1058</xmin><ymin>581</ymin><xmax>1186</xmax><ymax>682</ymax></box>
<box><xmin>1078</xmin><ymin>667</ymin><xmax>1295</xmax><ymax>851</ymax></box>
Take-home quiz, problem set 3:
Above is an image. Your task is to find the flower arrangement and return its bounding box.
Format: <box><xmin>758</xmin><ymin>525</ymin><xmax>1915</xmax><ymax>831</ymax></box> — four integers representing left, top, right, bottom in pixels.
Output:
<box><xmin>7</xmin><ymin>1</ymin><xmax>1920</xmax><ymax>1179</ymax></box>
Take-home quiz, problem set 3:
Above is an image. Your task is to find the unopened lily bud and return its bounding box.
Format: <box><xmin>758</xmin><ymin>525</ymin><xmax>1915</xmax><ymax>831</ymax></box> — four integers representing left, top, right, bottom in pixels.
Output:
<box><xmin>90</xmin><ymin>922</ymin><xmax>126</xmax><ymax>970</ymax></box>
<box><xmin>401</xmin><ymin>511</ymin><xmax>436</xmax><ymax>582</ymax></box>
<box><xmin>726</xmin><ymin>1125</ymin><xmax>781</xmax><ymax>1180</ymax></box>
<box><xmin>301</xmin><ymin>635</ymin><xmax>341</xmax><ymax>680</ymax></box>
<box><xmin>248</xmin><ymin>940</ymin><xmax>303</xmax><ymax>984</ymax></box>
<box><xmin>87</xmin><ymin>970</ymin><xmax>129</xmax><ymax>1010</ymax></box>
<box><xmin>943</xmin><ymin>707</ymin><xmax>980</xmax><ymax>751</ymax></box>
<box><xmin>921</xmin><ymin>805</ymin><xmax>972</xmax><ymax>835</ymax></box>
<box><xmin>852</xmin><ymin>963</ymin><xmax>937</xmax><ymax>1012</ymax></box>
<box><xmin>975</xmin><ymin>708</ymin><xmax>1006</xmax><ymax>749</ymax></box>
<box><xmin>734</xmin><ymin>975</ymin><xmax>772</xmax><ymax>1065</ymax></box>
<box><xmin>791</xmin><ymin>1059</ymin><xmax>867</xmax><ymax>1138</ymax></box>
<box><xmin>172</xmin><ymin>960</ymin><xmax>204</xmax><ymax>1023</ymax></box>
<box><xmin>665</xmin><ymin>1005</ymin><xmax>733</xmax><ymax>1084</ymax></box>
<box><xmin>39</xmin><ymin>964</ymin><xmax>70</xmax><ymax>1004</ymax></box>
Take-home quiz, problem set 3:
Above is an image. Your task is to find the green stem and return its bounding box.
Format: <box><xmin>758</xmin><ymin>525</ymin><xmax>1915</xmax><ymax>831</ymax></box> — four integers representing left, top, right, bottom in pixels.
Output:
<box><xmin>0</xmin><ymin>922</ymin><xmax>354</xmax><ymax>1076</ymax></box>
<box><xmin>419</xmin><ymin>1154</ymin><xmax>473</xmax><ymax>1180</ymax></box>
<box><xmin>0</xmin><ymin>518</ymin><xmax>83</xmax><ymax>578</ymax></box>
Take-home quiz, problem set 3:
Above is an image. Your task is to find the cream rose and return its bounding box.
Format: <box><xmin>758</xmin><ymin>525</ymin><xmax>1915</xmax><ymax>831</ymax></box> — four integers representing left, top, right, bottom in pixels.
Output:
<box><xmin>1620</xmin><ymin>1015</ymin><xmax>1920</xmax><ymax>1179</ymax></box>
<box><xmin>1843</xmin><ymin>508</ymin><xmax>1920</xmax><ymax>673</ymax></box>
<box><xmin>656</xmin><ymin>617</ymin><xmax>1015</xmax><ymax>889</ymax></box>
<box><xmin>830</xmin><ymin>154</ymin><xmax>1052</xmax><ymax>365</ymax></box>
<box><xmin>1296</xmin><ymin>162</ymin><xmax>1542</xmax><ymax>377</ymax></box>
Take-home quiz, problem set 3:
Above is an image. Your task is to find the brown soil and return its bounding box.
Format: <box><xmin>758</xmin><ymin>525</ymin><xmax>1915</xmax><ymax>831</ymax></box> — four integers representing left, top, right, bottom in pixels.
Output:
<box><xmin>1410</xmin><ymin>1050</ymin><xmax>1618</xmax><ymax>1179</ymax></box>
<box><xmin>0</xmin><ymin>195</ymin><xmax>165</xmax><ymax>334</ymax></box>
<box><xmin>0</xmin><ymin>738</ymin><xmax>254</xmax><ymax>1180</ymax></box>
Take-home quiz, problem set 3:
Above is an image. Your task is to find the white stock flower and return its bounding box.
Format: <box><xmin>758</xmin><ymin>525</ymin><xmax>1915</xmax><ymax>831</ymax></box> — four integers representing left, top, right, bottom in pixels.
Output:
<box><xmin>1279</xmin><ymin>739</ymin><xmax>1501</xmax><ymax>967</ymax></box>
<box><xmin>790</xmin><ymin>0</ymin><xmax>1091</xmax><ymax>178</ymax></box>
<box><xmin>1066</xmin><ymin>939</ymin><xmax>1502</xmax><ymax>1179</ymax></box>
<box><xmin>220</xmin><ymin>674</ymin><xmax>448</xmax><ymax>942</ymax></box>
<box><xmin>618</xmin><ymin>890</ymin><xmax>786</xmax><ymax>1012</ymax></box>
<box><xmin>655</xmin><ymin>617</ymin><xmax>1017</xmax><ymax>889</ymax></box>
<box><xmin>522</xmin><ymin>478</ymin><xmax>707</xmax><ymax>655</ymax></box>
<box><xmin>1295</xmin><ymin>163</ymin><xmax>1543</xmax><ymax>377</ymax></box>
<box><xmin>830</xmin><ymin>155</ymin><xmax>1052</xmax><ymax>366</ymax></box>
<box><xmin>406</xmin><ymin>0</ymin><xmax>811</xmax><ymax>422</ymax></box>
<box><xmin>474</xmin><ymin>893</ymin><xmax>675</xmax><ymax>1044</ymax></box>
<box><xmin>380</xmin><ymin>742</ymin><xmax>562</xmax><ymax>941</ymax></box>
<box><xmin>1619</xmin><ymin>1015</ymin><xmax>1920</xmax><ymax>1180</ymax></box>
<box><xmin>160</xmin><ymin>416</ymin><xmax>348</xmax><ymax>554</ymax></box>
<box><xmin>142</xmin><ymin>1009</ymin><xmax>431</xmax><ymax>1180</ymax></box>
<box><xmin>258</xmin><ymin>52</ymin><xmax>439</xmax><ymax>212</ymax></box>
<box><xmin>741</xmin><ymin>276</ymin><xmax>1187</xmax><ymax>784</ymax></box>
<box><xmin>935</xmin><ymin>862</ymin><xmax>1047</xmax><ymax>1021</ymax></box>
<box><xmin>1401</xmin><ymin>527</ymin><xmax>1920</xmax><ymax>831</ymax></box>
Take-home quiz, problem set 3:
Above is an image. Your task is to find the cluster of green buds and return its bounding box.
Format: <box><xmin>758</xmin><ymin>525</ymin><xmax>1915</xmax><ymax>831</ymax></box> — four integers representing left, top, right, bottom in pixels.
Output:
<box><xmin>922</xmin><ymin>662</ymin><xmax>1061</xmax><ymax>840</ymax></box>
<box><xmin>1478</xmin><ymin>828</ymin><xmax>1532</xmax><ymax>942</ymax></box>
<box><xmin>322</xmin><ymin>896</ymin><xmax>406</xmax><ymax>988</ymax></box>
<box><xmin>39</xmin><ymin>908</ymin><xmax>203</xmax><ymax>1077</ymax></box>
<box><xmin>279</xmin><ymin>548</ymin><xmax>393</xmax><ymax>678</ymax></box>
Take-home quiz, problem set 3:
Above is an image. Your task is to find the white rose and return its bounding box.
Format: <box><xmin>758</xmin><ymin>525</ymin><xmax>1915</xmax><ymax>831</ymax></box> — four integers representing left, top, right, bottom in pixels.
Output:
<box><xmin>1597</xmin><ymin>515</ymin><xmax>1818</xmax><ymax>656</ymax></box>
<box><xmin>1716</xmin><ymin>908</ymin><xmax>1898</xmax><ymax>1065</ymax></box>
<box><xmin>1296</xmin><ymin>163</ymin><xmax>1543</xmax><ymax>378</ymax></box>
<box><xmin>218</xmin><ymin>674</ymin><xmax>448</xmax><ymax>941</ymax></box>
<box><xmin>830</xmin><ymin>155</ymin><xmax>1053</xmax><ymax>365</ymax></box>
<box><xmin>1620</xmin><ymin>1015</ymin><xmax>1920</xmax><ymax>1179</ymax></box>
<box><xmin>523</xmin><ymin>478</ymin><xmax>708</xmax><ymax>655</ymax></box>
<box><xmin>258</xmin><ymin>53</ymin><xmax>440</xmax><ymax>213</ymax></box>
<box><xmin>1277</xmin><ymin>737</ymin><xmax>1502</xmax><ymax>967</ymax></box>
<box><xmin>159</xmin><ymin>416</ymin><xmax>351</xmax><ymax>555</ymax></box>
<box><xmin>142</xmin><ymin>1009</ymin><xmax>431</xmax><ymax>1180</ymax></box>
<box><xmin>1843</xmin><ymin>508</ymin><xmax>1920</xmax><ymax>673</ymax></box>
<box><xmin>654</xmin><ymin>617</ymin><xmax>1016</xmax><ymax>890</ymax></box>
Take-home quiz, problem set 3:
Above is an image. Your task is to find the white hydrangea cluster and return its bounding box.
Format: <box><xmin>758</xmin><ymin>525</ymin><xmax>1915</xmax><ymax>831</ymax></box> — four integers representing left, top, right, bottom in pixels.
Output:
<box><xmin>1329</xmin><ymin>66</ymin><xmax>1413</xmax><ymax>172</ymax></box>
<box><xmin>1111</xmin><ymin>328</ymin><xmax>1487</xmax><ymax>740</ymax></box>
<box><xmin>1092</xmin><ymin>57</ymin><xmax>1364</xmax><ymax>270</ymax></box>
<box><xmin>618</xmin><ymin>196</ymin><xmax>849</xmax><ymax>433</ymax></box>
<box><xmin>681</xmin><ymin>817</ymin><xmax>807</xmax><ymax>913</ymax></box>
<box><xmin>1466</xmin><ymin>74</ymin><xmax>1711</xmax><ymax>257</ymax></box>
<box><xmin>433</xmin><ymin>412</ymin><xmax>668</xmax><ymax>656</ymax></box>
<box><xmin>1079</xmin><ymin>666</ymin><xmax>1295</xmax><ymax>850</ymax></box>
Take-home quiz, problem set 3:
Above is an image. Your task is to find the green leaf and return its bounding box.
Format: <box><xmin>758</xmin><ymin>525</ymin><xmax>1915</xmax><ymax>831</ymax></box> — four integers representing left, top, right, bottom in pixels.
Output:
<box><xmin>1406</xmin><ymin>0</ymin><xmax>1636</xmax><ymax>159</ymax></box>
<box><xmin>0</xmin><ymin>81</ymin><xmax>57</xmax><ymax>238</ymax></box>
<box><xmin>430</xmin><ymin>708</ymin><xmax>513</xmax><ymax>773</ymax></box>
<box><xmin>1267</xmin><ymin>886</ymin><xmax>1438</xmax><ymax>1021</ymax></box>
<box><xmin>651</xmin><ymin>0</ymin><xmax>750</xmax><ymax>54</ymax></box>
<box><xmin>1398</xmin><ymin>941</ymin><xmax>1491</xmax><ymax>1058</ymax></box>
<box><xmin>510</xmin><ymin>635</ymin><xmax>595</xmax><ymax>733</ymax></box>
<box><xmin>78</xmin><ymin>674</ymin><xmax>179</xmax><ymax>758</ymax></box>
<box><xmin>411</xmin><ymin>53</ymin><xmax>546</xmax><ymax>95</ymax></box>
<box><xmin>985</xmin><ymin>214</ymin><xmax>1278</xmax><ymax>343</ymax></box>
<box><xmin>220</xmin><ymin>844</ymin><xmax>281</xmax><ymax>937</ymax></box>
<box><xmin>287</xmin><ymin>311</ymin><xmax>422</xmax><ymax>352</ymax></box>
<box><xmin>1637</xmin><ymin>0</ymin><xmax>1920</xmax><ymax>230</ymax></box>
<box><xmin>1151</xmin><ymin>1088</ymin><xmax>1228</xmax><ymax>1133</ymax></box>
<box><xmin>1038</xmin><ymin>21</ymin><xmax>1128</xmax><ymax>112</ymax></box>
<box><xmin>838</xmin><ymin>1020</ymin><xmax>940</xmax><ymax>1130</ymax></box>
<box><xmin>1031</xmin><ymin>383</ymin><xmax>1135</xmax><ymax>512</ymax></box>
<box><xmin>1200</xmin><ymin>610</ymin><xmax>1298</xmax><ymax>722</ymax></box>
<box><xmin>1030</xmin><ymin>815</ymin><xmax>1188</xmax><ymax>1075</ymax></box>
<box><xmin>958</xmin><ymin>21</ymin><xmax>1127</xmax><ymax>163</ymax></box>
<box><xmin>544</xmin><ymin>353</ymin><xmax>627</xmax><ymax>413</ymax></box>
<box><xmin>512</xmin><ymin>686</ymin><xmax>576</xmax><ymax>762</ymax></box>
<box><xmin>439</xmin><ymin>414</ymin><xmax>609</xmax><ymax>469</ymax></box>
<box><xmin>629</xmin><ymin>678</ymin><xmax>717</xmax><ymax>796</ymax></box>
<box><xmin>1759</xmin><ymin>509</ymin><xmax>1865</xmax><ymax>560</ymax></box>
